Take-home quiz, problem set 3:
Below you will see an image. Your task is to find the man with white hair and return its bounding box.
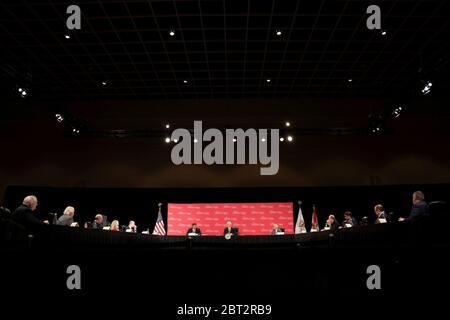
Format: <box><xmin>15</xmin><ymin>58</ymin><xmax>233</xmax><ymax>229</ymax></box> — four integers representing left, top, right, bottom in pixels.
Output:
<box><xmin>56</xmin><ymin>206</ymin><xmax>76</xmax><ymax>226</ymax></box>
<box><xmin>11</xmin><ymin>195</ymin><xmax>48</xmax><ymax>225</ymax></box>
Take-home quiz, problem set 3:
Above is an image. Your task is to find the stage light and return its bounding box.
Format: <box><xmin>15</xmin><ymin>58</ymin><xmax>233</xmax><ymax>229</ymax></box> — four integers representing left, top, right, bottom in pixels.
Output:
<box><xmin>421</xmin><ymin>81</ymin><xmax>432</xmax><ymax>95</ymax></box>
<box><xmin>266</xmin><ymin>79</ymin><xmax>271</xmax><ymax>83</ymax></box>
<box><xmin>287</xmin><ymin>135</ymin><xmax>293</xmax><ymax>142</ymax></box>
<box><xmin>165</xmin><ymin>137</ymin><xmax>171</xmax><ymax>143</ymax></box>
<box><xmin>165</xmin><ymin>124</ymin><xmax>170</xmax><ymax>129</ymax></box>
<box><xmin>55</xmin><ymin>113</ymin><xmax>64</xmax><ymax>123</ymax></box>
<box><xmin>276</xmin><ymin>30</ymin><xmax>282</xmax><ymax>36</ymax></box>
<box><xmin>18</xmin><ymin>87</ymin><xmax>28</xmax><ymax>98</ymax></box>
<box><xmin>65</xmin><ymin>34</ymin><xmax>71</xmax><ymax>39</ymax></box>
<box><xmin>169</xmin><ymin>30</ymin><xmax>175</xmax><ymax>36</ymax></box>
<box><xmin>285</xmin><ymin>121</ymin><xmax>290</xmax><ymax>127</ymax></box>
<box><xmin>392</xmin><ymin>106</ymin><xmax>404</xmax><ymax>119</ymax></box>
<box><xmin>279</xmin><ymin>137</ymin><xmax>285</xmax><ymax>142</ymax></box>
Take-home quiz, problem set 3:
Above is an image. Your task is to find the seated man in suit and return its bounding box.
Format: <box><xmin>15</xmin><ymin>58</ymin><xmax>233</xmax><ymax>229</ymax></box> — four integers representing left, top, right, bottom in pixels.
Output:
<box><xmin>324</xmin><ymin>215</ymin><xmax>340</xmax><ymax>230</ymax></box>
<box><xmin>186</xmin><ymin>223</ymin><xmax>201</xmax><ymax>236</ymax></box>
<box><xmin>223</xmin><ymin>220</ymin><xmax>238</xmax><ymax>237</ymax></box>
<box><xmin>374</xmin><ymin>204</ymin><xmax>387</xmax><ymax>224</ymax></box>
<box><xmin>92</xmin><ymin>214</ymin><xmax>105</xmax><ymax>229</ymax></box>
<box><xmin>56</xmin><ymin>206</ymin><xmax>76</xmax><ymax>226</ymax></box>
<box><xmin>399</xmin><ymin>191</ymin><xmax>429</xmax><ymax>222</ymax></box>
<box><xmin>11</xmin><ymin>195</ymin><xmax>49</xmax><ymax>226</ymax></box>
<box><xmin>271</xmin><ymin>223</ymin><xmax>285</xmax><ymax>235</ymax></box>
<box><xmin>342</xmin><ymin>211</ymin><xmax>357</xmax><ymax>227</ymax></box>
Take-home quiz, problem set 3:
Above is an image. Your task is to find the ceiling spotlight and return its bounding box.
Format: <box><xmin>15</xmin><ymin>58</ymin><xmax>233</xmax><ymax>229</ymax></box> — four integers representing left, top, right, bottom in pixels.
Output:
<box><xmin>183</xmin><ymin>80</ymin><xmax>188</xmax><ymax>84</ymax></box>
<box><xmin>261</xmin><ymin>137</ymin><xmax>266</xmax><ymax>142</ymax></box>
<box><xmin>421</xmin><ymin>81</ymin><xmax>432</xmax><ymax>95</ymax></box>
<box><xmin>165</xmin><ymin>137</ymin><xmax>171</xmax><ymax>143</ymax></box>
<box><xmin>193</xmin><ymin>138</ymin><xmax>198</xmax><ymax>143</ymax></box>
<box><xmin>55</xmin><ymin>113</ymin><xmax>64</xmax><ymax>123</ymax></box>
<box><xmin>285</xmin><ymin>121</ymin><xmax>290</xmax><ymax>127</ymax></box>
<box><xmin>279</xmin><ymin>137</ymin><xmax>285</xmax><ymax>142</ymax></box>
<box><xmin>233</xmin><ymin>138</ymin><xmax>237</xmax><ymax>142</ymax></box>
<box><xmin>276</xmin><ymin>30</ymin><xmax>282</xmax><ymax>36</ymax></box>
<box><xmin>72</xmin><ymin>128</ymin><xmax>80</xmax><ymax>134</ymax></box>
<box><xmin>348</xmin><ymin>79</ymin><xmax>353</xmax><ymax>82</ymax></box>
<box><xmin>266</xmin><ymin>79</ymin><xmax>271</xmax><ymax>83</ymax></box>
<box><xmin>287</xmin><ymin>135</ymin><xmax>293</xmax><ymax>142</ymax></box>
<box><xmin>17</xmin><ymin>87</ymin><xmax>30</xmax><ymax>98</ymax></box>
<box><xmin>101</xmin><ymin>81</ymin><xmax>107</xmax><ymax>86</ymax></box>
<box><xmin>65</xmin><ymin>34</ymin><xmax>71</xmax><ymax>39</ymax></box>
<box><xmin>381</xmin><ymin>30</ymin><xmax>387</xmax><ymax>36</ymax></box>
<box><xmin>173</xmin><ymin>138</ymin><xmax>178</xmax><ymax>143</ymax></box>
<box><xmin>169</xmin><ymin>30</ymin><xmax>175</xmax><ymax>37</ymax></box>
<box><xmin>165</xmin><ymin>124</ymin><xmax>170</xmax><ymax>129</ymax></box>
<box><xmin>392</xmin><ymin>106</ymin><xmax>404</xmax><ymax>119</ymax></box>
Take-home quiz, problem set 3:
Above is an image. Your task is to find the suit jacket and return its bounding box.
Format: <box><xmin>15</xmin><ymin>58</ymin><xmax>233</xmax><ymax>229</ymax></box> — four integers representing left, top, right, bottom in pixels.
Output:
<box><xmin>224</xmin><ymin>227</ymin><xmax>238</xmax><ymax>236</ymax></box>
<box><xmin>11</xmin><ymin>204</ymin><xmax>42</xmax><ymax>226</ymax></box>
<box><xmin>186</xmin><ymin>228</ymin><xmax>201</xmax><ymax>236</ymax></box>
<box><xmin>56</xmin><ymin>214</ymin><xmax>74</xmax><ymax>226</ymax></box>
<box><xmin>92</xmin><ymin>221</ymin><xmax>104</xmax><ymax>229</ymax></box>
<box><xmin>271</xmin><ymin>228</ymin><xmax>285</xmax><ymax>235</ymax></box>
<box><xmin>406</xmin><ymin>200</ymin><xmax>429</xmax><ymax>222</ymax></box>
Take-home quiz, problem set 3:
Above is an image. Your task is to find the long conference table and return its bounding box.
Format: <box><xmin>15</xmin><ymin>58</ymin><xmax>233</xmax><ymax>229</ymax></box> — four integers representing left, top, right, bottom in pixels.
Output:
<box><xmin>1</xmin><ymin>219</ymin><xmax>446</xmax><ymax>250</ymax></box>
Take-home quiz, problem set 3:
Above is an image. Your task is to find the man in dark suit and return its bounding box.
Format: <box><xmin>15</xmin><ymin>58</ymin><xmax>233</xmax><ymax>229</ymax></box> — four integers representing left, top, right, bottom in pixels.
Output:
<box><xmin>11</xmin><ymin>195</ymin><xmax>48</xmax><ymax>226</ymax></box>
<box><xmin>374</xmin><ymin>204</ymin><xmax>387</xmax><ymax>224</ymax></box>
<box><xmin>223</xmin><ymin>221</ymin><xmax>238</xmax><ymax>236</ymax></box>
<box><xmin>271</xmin><ymin>223</ymin><xmax>285</xmax><ymax>235</ymax></box>
<box><xmin>56</xmin><ymin>206</ymin><xmax>75</xmax><ymax>226</ymax></box>
<box><xmin>399</xmin><ymin>191</ymin><xmax>429</xmax><ymax>222</ymax></box>
<box><xmin>325</xmin><ymin>215</ymin><xmax>340</xmax><ymax>230</ymax></box>
<box><xmin>92</xmin><ymin>214</ymin><xmax>105</xmax><ymax>229</ymax></box>
<box><xmin>186</xmin><ymin>223</ymin><xmax>201</xmax><ymax>236</ymax></box>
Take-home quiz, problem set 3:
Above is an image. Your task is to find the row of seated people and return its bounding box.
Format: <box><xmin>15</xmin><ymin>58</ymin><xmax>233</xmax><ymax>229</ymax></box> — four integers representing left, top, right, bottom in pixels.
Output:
<box><xmin>1</xmin><ymin>191</ymin><xmax>431</xmax><ymax>235</ymax></box>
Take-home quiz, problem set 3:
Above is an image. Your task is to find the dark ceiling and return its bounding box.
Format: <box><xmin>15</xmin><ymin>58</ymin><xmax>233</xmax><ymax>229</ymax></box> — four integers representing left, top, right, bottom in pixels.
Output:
<box><xmin>1</xmin><ymin>0</ymin><xmax>449</xmax><ymax>102</ymax></box>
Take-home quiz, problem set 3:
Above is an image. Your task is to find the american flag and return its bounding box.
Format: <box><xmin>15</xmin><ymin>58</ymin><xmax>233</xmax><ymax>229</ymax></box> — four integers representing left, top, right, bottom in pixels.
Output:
<box><xmin>152</xmin><ymin>205</ymin><xmax>166</xmax><ymax>235</ymax></box>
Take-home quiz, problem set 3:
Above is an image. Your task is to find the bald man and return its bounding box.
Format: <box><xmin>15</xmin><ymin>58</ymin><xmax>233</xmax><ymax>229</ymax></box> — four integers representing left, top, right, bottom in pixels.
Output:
<box><xmin>56</xmin><ymin>206</ymin><xmax>76</xmax><ymax>226</ymax></box>
<box><xmin>11</xmin><ymin>195</ymin><xmax>48</xmax><ymax>225</ymax></box>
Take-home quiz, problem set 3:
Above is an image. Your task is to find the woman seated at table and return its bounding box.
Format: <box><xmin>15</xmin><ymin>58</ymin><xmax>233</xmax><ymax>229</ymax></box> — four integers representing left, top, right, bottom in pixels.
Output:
<box><xmin>110</xmin><ymin>220</ymin><xmax>120</xmax><ymax>232</ymax></box>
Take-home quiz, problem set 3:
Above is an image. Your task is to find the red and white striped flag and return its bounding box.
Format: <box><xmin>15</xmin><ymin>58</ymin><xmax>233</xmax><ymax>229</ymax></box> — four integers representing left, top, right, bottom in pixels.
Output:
<box><xmin>152</xmin><ymin>203</ymin><xmax>166</xmax><ymax>235</ymax></box>
<box><xmin>311</xmin><ymin>205</ymin><xmax>319</xmax><ymax>232</ymax></box>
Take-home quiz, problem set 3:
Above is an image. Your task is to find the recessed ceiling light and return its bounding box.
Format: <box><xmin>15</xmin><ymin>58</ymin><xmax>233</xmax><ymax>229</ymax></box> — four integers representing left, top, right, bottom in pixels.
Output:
<box><xmin>65</xmin><ymin>34</ymin><xmax>71</xmax><ymax>39</ymax></box>
<box><xmin>287</xmin><ymin>135</ymin><xmax>293</xmax><ymax>142</ymax></box>
<box><xmin>101</xmin><ymin>81</ymin><xmax>107</xmax><ymax>86</ymax></box>
<box><xmin>169</xmin><ymin>30</ymin><xmax>175</xmax><ymax>36</ymax></box>
<box><xmin>165</xmin><ymin>124</ymin><xmax>170</xmax><ymax>129</ymax></box>
<box><xmin>381</xmin><ymin>30</ymin><xmax>387</xmax><ymax>36</ymax></box>
<box><xmin>266</xmin><ymin>79</ymin><xmax>271</xmax><ymax>83</ymax></box>
<box><xmin>261</xmin><ymin>138</ymin><xmax>266</xmax><ymax>142</ymax></box>
<box><xmin>280</xmin><ymin>137</ymin><xmax>285</xmax><ymax>142</ymax></box>
<box><xmin>165</xmin><ymin>137</ymin><xmax>171</xmax><ymax>143</ymax></box>
<box><xmin>276</xmin><ymin>30</ymin><xmax>282</xmax><ymax>36</ymax></box>
<box><xmin>194</xmin><ymin>138</ymin><xmax>198</xmax><ymax>143</ymax></box>
<box><xmin>183</xmin><ymin>80</ymin><xmax>188</xmax><ymax>84</ymax></box>
<box><xmin>348</xmin><ymin>79</ymin><xmax>353</xmax><ymax>82</ymax></box>
<box><xmin>285</xmin><ymin>121</ymin><xmax>290</xmax><ymax>127</ymax></box>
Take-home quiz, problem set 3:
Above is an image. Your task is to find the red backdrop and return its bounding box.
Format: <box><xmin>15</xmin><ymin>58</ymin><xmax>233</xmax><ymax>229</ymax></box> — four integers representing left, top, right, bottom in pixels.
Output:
<box><xmin>167</xmin><ymin>202</ymin><xmax>294</xmax><ymax>236</ymax></box>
